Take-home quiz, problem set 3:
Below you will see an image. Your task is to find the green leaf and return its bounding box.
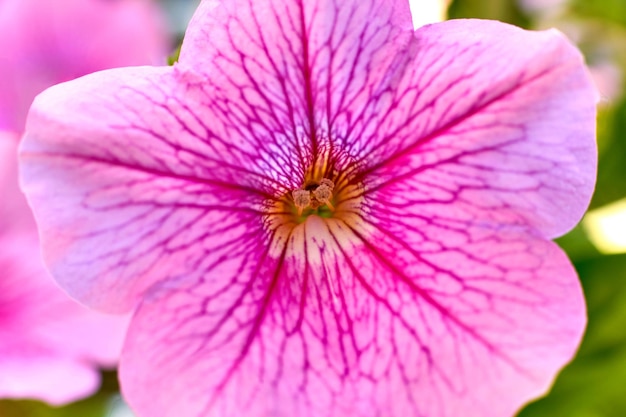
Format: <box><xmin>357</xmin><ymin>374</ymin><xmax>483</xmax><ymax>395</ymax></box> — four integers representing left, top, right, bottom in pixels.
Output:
<box><xmin>447</xmin><ymin>0</ymin><xmax>530</xmax><ymax>28</ymax></box>
<box><xmin>590</xmin><ymin>97</ymin><xmax>626</xmax><ymax>209</ymax></box>
<box><xmin>570</xmin><ymin>0</ymin><xmax>626</xmax><ymax>28</ymax></box>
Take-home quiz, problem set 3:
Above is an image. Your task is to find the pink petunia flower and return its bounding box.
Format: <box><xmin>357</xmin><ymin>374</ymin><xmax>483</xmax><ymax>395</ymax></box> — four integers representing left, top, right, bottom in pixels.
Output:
<box><xmin>0</xmin><ymin>0</ymin><xmax>169</xmax><ymax>132</ymax></box>
<box><xmin>19</xmin><ymin>1</ymin><xmax>597</xmax><ymax>416</ymax></box>
<box><xmin>0</xmin><ymin>134</ymin><xmax>128</xmax><ymax>405</ymax></box>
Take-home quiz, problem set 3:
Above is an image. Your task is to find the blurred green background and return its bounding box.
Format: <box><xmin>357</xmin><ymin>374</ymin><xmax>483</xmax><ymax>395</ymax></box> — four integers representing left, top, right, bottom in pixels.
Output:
<box><xmin>1</xmin><ymin>0</ymin><xmax>625</xmax><ymax>416</ymax></box>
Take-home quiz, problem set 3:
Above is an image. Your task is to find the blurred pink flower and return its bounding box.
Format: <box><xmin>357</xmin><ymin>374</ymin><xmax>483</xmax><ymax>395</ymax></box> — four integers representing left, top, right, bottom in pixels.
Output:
<box><xmin>589</xmin><ymin>61</ymin><xmax>623</xmax><ymax>106</ymax></box>
<box><xmin>20</xmin><ymin>0</ymin><xmax>597</xmax><ymax>416</ymax></box>
<box><xmin>0</xmin><ymin>134</ymin><xmax>128</xmax><ymax>405</ymax></box>
<box><xmin>0</xmin><ymin>0</ymin><xmax>169</xmax><ymax>132</ymax></box>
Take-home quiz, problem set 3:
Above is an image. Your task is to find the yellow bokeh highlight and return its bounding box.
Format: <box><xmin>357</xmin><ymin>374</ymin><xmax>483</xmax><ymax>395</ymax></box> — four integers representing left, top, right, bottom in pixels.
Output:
<box><xmin>408</xmin><ymin>0</ymin><xmax>450</xmax><ymax>28</ymax></box>
<box><xmin>583</xmin><ymin>198</ymin><xmax>626</xmax><ymax>254</ymax></box>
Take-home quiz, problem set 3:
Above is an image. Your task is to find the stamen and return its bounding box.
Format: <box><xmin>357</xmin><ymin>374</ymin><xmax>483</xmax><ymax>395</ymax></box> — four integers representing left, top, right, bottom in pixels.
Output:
<box><xmin>292</xmin><ymin>189</ymin><xmax>311</xmax><ymax>216</ymax></box>
<box><xmin>265</xmin><ymin>149</ymin><xmax>366</xmax><ymax>242</ymax></box>
<box><xmin>312</xmin><ymin>182</ymin><xmax>334</xmax><ymax>211</ymax></box>
<box><xmin>319</xmin><ymin>178</ymin><xmax>334</xmax><ymax>191</ymax></box>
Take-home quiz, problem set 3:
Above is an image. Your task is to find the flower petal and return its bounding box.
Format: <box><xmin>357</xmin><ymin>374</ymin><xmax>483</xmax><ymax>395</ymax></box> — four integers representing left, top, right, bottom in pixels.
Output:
<box><xmin>20</xmin><ymin>66</ymin><xmax>284</xmax><ymax>312</ymax></box>
<box><xmin>181</xmin><ymin>0</ymin><xmax>413</xmax><ymax>67</ymax></box>
<box><xmin>352</xmin><ymin>19</ymin><xmax>597</xmax><ymax>238</ymax></box>
<box><xmin>178</xmin><ymin>0</ymin><xmax>414</xmax><ymax>158</ymax></box>
<box><xmin>120</xmin><ymin>215</ymin><xmax>583</xmax><ymax>417</ymax></box>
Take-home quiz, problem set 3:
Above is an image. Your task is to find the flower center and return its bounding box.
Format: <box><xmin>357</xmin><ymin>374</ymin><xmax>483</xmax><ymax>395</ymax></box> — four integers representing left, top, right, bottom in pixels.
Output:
<box><xmin>292</xmin><ymin>178</ymin><xmax>335</xmax><ymax>218</ymax></box>
<box><xmin>264</xmin><ymin>147</ymin><xmax>366</xmax><ymax>239</ymax></box>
